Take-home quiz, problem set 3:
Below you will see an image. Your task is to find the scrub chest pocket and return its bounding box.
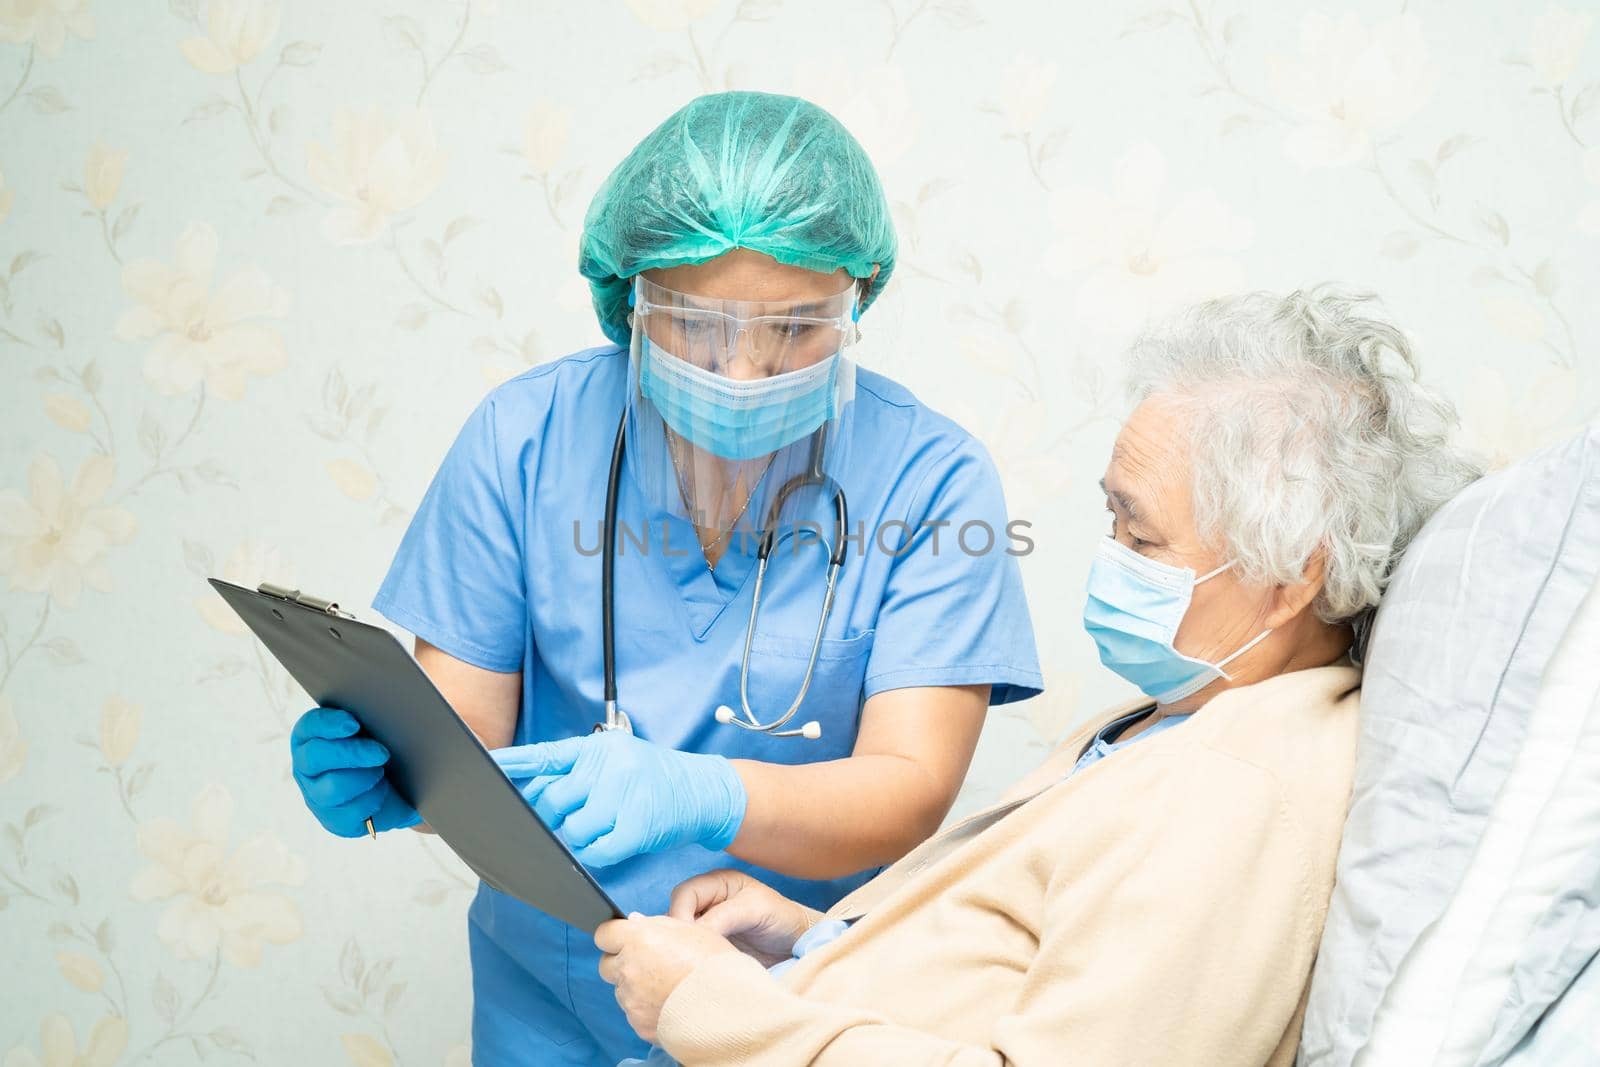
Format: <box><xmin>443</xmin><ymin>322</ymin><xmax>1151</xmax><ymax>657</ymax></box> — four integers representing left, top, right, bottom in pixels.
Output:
<box><xmin>733</xmin><ymin>629</ymin><xmax>875</xmax><ymax>758</ymax></box>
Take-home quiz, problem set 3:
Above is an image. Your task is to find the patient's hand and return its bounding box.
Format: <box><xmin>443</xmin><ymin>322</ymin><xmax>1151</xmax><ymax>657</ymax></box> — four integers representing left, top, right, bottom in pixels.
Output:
<box><xmin>668</xmin><ymin>868</ymin><xmax>813</xmax><ymax>967</ymax></box>
<box><xmin>595</xmin><ymin>914</ymin><xmax>739</xmax><ymax>1044</ymax></box>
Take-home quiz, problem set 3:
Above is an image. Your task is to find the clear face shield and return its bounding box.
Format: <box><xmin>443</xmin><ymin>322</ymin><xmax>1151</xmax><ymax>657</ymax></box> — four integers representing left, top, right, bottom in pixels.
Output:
<box><xmin>625</xmin><ymin>274</ymin><xmax>861</xmax><ymax>543</ymax></box>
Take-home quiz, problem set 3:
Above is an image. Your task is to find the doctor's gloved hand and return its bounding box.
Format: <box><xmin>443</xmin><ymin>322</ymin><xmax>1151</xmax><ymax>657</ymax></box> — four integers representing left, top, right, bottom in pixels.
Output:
<box><xmin>290</xmin><ymin>707</ymin><xmax>421</xmax><ymax>838</ymax></box>
<box><xmin>492</xmin><ymin>731</ymin><xmax>747</xmax><ymax>869</ymax></box>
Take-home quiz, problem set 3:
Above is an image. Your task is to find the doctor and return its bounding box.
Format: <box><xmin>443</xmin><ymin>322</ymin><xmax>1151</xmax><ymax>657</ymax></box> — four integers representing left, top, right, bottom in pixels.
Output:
<box><xmin>285</xmin><ymin>91</ymin><xmax>1042</xmax><ymax>1065</ymax></box>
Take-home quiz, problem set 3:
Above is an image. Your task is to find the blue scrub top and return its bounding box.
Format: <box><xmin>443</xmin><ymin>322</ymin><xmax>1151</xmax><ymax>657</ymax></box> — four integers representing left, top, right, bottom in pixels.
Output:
<box><xmin>374</xmin><ymin>344</ymin><xmax>1043</xmax><ymax>1063</ymax></box>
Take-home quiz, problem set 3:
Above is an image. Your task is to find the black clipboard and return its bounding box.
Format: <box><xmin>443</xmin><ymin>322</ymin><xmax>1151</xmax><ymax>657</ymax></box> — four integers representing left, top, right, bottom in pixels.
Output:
<box><xmin>208</xmin><ymin>578</ymin><xmax>622</xmax><ymax>933</ymax></box>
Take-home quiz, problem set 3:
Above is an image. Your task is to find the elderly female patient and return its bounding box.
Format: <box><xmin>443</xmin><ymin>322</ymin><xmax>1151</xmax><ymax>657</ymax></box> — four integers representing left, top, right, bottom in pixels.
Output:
<box><xmin>592</xmin><ymin>287</ymin><xmax>1483</xmax><ymax>1066</ymax></box>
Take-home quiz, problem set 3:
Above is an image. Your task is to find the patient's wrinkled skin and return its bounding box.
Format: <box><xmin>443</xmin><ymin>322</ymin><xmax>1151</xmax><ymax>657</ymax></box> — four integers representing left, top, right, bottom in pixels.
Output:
<box><xmin>596</xmin><ymin>913</ymin><xmax>739</xmax><ymax>1043</ymax></box>
<box><xmin>597</xmin><ymin>868</ymin><xmax>811</xmax><ymax>1040</ymax></box>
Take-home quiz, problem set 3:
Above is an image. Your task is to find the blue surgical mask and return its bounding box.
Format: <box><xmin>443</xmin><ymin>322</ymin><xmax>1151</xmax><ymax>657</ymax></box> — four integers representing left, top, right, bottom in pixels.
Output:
<box><xmin>638</xmin><ymin>336</ymin><xmax>839</xmax><ymax>462</ymax></box>
<box><xmin>1082</xmin><ymin>536</ymin><xmax>1272</xmax><ymax>704</ymax></box>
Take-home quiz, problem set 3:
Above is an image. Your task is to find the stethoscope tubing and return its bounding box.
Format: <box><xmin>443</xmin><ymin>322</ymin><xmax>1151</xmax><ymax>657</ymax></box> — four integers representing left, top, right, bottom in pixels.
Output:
<box><xmin>600</xmin><ymin>412</ymin><xmax>629</xmax><ymax>733</ymax></box>
<box><xmin>599</xmin><ymin>408</ymin><xmax>844</xmax><ymax>739</ymax></box>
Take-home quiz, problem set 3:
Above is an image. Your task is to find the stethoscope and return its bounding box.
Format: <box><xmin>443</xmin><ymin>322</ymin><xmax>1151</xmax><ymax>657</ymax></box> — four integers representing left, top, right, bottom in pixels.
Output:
<box><xmin>598</xmin><ymin>411</ymin><xmax>847</xmax><ymax>741</ymax></box>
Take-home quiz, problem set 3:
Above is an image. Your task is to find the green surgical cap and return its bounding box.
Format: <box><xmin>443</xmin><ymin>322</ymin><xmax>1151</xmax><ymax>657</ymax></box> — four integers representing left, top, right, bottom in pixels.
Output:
<box><xmin>579</xmin><ymin>90</ymin><xmax>897</xmax><ymax>347</ymax></box>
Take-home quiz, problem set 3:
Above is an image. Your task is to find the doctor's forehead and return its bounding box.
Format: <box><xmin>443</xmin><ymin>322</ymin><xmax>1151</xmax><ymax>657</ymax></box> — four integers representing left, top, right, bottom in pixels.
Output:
<box><xmin>647</xmin><ymin>248</ymin><xmax>852</xmax><ymax>302</ymax></box>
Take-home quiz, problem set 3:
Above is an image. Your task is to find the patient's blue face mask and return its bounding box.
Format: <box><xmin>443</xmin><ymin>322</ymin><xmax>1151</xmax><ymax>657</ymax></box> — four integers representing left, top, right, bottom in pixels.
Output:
<box><xmin>638</xmin><ymin>335</ymin><xmax>840</xmax><ymax>462</ymax></box>
<box><xmin>1083</xmin><ymin>536</ymin><xmax>1273</xmax><ymax>705</ymax></box>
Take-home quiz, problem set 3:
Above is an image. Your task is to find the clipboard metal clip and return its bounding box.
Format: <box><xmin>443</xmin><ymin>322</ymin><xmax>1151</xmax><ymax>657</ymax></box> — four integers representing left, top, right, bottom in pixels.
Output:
<box><xmin>257</xmin><ymin>582</ymin><xmax>356</xmax><ymax>620</ymax></box>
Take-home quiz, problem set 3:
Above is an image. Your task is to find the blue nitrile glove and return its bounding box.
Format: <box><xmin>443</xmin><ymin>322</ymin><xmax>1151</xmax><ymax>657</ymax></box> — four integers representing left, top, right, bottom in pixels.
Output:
<box><xmin>290</xmin><ymin>707</ymin><xmax>421</xmax><ymax>838</ymax></box>
<box><xmin>493</xmin><ymin>731</ymin><xmax>747</xmax><ymax>869</ymax></box>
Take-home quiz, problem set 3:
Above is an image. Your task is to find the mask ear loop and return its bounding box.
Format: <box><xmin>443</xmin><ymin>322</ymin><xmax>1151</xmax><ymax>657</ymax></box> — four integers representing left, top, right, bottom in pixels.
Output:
<box><xmin>1214</xmin><ymin>627</ymin><xmax>1273</xmax><ymax>678</ymax></box>
<box><xmin>1189</xmin><ymin>557</ymin><xmax>1271</xmax><ymax>679</ymax></box>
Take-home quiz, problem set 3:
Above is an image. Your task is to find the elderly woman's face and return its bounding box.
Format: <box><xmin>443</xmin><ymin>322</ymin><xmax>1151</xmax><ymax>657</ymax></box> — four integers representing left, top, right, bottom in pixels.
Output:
<box><xmin>1101</xmin><ymin>396</ymin><xmax>1275</xmax><ymax>670</ymax></box>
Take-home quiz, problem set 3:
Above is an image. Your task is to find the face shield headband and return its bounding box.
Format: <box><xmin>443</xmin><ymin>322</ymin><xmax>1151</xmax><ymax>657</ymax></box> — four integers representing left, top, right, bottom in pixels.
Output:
<box><xmin>623</xmin><ymin>275</ymin><xmax>862</xmax><ymax>536</ymax></box>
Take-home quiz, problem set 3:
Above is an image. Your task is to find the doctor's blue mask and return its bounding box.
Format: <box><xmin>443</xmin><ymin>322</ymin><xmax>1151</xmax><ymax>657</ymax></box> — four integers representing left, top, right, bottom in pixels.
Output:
<box><xmin>637</xmin><ymin>335</ymin><xmax>841</xmax><ymax>462</ymax></box>
<box><xmin>1082</xmin><ymin>536</ymin><xmax>1272</xmax><ymax>705</ymax></box>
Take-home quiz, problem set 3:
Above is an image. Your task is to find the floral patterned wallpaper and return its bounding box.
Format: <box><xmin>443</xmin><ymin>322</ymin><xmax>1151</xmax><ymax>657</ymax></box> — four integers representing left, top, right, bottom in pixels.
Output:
<box><xmin>1</xmin><ymin>1</ymin><xmax>1595</xmax><ymax>1063</ymax></box>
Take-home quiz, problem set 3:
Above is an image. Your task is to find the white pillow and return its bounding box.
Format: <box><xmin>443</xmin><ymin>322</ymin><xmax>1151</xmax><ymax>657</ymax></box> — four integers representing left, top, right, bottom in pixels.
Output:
<box><xmin>1500</xmin><ymin>946</ymin><xmax>1600</xmax><ymax>1064</ymax></box>
<box><xmin>1299</xmin><ymin>421</ymin><xmax>1600</xmax><ymax>1067</ymax></box>
<box><xmin>1361</xmin><ymin>573</ymin><xmax>1600</xmax><ymax>1064</ymax></box>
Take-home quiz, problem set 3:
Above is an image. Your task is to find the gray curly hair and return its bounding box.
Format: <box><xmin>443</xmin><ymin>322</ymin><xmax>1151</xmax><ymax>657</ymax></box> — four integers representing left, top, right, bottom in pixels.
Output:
<box><xmin>1124</xmin><ymin>285</ymin><xmax>1483</xmax><ymax>624</ymax></box>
